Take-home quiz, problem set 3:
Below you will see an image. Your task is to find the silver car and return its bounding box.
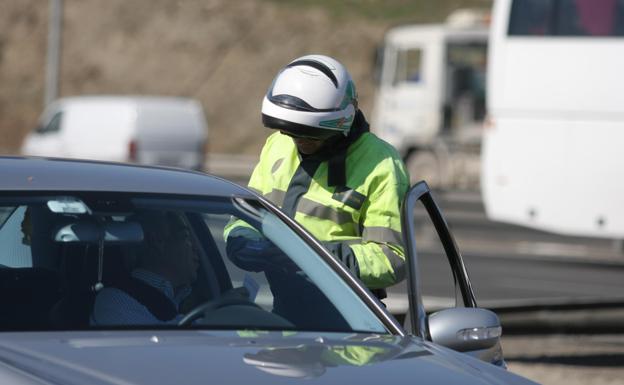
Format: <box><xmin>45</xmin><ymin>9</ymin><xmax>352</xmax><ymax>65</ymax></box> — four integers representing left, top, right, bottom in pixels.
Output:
<box><xmin>0</xmin><ymin>156</ymin><xmax>536</xmax><ymax>384</ymax></box>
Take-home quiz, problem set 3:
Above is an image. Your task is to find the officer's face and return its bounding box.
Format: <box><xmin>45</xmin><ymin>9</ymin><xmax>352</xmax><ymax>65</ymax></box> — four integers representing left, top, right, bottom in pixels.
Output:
<box><xmin>290</xmin><ymin>136</ymin><xmax>325</xmax><ymax>155</ymax></box>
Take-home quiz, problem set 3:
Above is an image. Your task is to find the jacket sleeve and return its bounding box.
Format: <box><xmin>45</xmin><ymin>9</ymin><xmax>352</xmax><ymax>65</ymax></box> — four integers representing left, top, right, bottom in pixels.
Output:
<box><xmin>327</xmin><ymin>157</ymin><xmax>409</xmax><ymax>289</ymax></box>
<box><xmin>223</xmin><ymin>135</ymin><xmax>276</xmax><ymax>241</ymax></box>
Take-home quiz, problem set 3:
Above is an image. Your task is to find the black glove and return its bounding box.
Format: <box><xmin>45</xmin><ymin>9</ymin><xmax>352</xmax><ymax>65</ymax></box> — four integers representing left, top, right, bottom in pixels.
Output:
<box><xmin>322</xmin><ymin>241</ymin><xmax>360</xmax><ymax>277</ymax></box>
<box><xmin>226</xmin><ymin>234</ymin><xmax>298</xmax><ymax>273</ymax></box>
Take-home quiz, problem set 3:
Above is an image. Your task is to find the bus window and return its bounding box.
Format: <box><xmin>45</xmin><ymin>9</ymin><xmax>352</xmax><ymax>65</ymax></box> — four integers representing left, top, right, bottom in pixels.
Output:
<box><xmin>508</xmin><ymin>0</ymin><xmax>624</xmax><ymax>37</ymax></box>
<box><xmin>393</xmin><ymin>48</ymin><xmax>423</xmax><ymax>85</ymax></box>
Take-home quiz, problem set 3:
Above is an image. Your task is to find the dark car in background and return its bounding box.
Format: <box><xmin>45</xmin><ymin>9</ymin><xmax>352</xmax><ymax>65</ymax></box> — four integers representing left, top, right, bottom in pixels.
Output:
<box><xmin>0</xmin><ymin>157</ymin><xmax>536</xmax><ymax>384</ymax></box>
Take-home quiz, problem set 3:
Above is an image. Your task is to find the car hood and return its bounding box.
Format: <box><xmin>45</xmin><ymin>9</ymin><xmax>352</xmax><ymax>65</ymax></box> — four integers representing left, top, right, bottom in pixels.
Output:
<box><xmin>0</xmin><ymin>330</ymin><xmax>535</xmax><ymax>385</ymax></box>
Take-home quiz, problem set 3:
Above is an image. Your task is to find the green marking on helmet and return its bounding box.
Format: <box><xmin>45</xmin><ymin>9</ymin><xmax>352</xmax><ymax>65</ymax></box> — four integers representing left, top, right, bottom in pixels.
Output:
<box><xmin>339</xmin><ymin>81</ymin><xmax>357</xmax><ymax>109</ymax></box>
<box><xmin>320</xmin><ymin>115</ymin><xmax>354</xmax><ymax>129</ymax></box>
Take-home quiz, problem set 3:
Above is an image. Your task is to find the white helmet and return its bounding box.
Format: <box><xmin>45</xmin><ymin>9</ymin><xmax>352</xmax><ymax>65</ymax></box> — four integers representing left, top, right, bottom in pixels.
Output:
<box><xmin>262</xmin><ymin>54</ymin><xmax>358</xmax><ymax>140</ymax></box>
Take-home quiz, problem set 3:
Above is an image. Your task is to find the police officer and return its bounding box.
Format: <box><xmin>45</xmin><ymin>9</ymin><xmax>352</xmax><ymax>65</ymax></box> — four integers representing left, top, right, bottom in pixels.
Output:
<box><xmin>226</xmin><ymin>54</ymin><xmax>409</xmax><ymax>303</ymax></box>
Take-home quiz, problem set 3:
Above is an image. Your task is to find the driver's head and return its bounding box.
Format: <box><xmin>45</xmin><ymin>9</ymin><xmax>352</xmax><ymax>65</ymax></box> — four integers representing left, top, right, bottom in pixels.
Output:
<box><xmin>280</xmin><ymin>133</ymin><xmax>326</xmax><ymax>155</ymax></box>
<box><xmin>136</xmin><ymin>211</ymin><xmax>200</xmax><ymax>287</ymax></box>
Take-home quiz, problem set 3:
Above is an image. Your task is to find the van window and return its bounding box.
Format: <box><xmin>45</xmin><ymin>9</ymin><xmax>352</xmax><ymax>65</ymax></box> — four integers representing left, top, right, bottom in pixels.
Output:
<box><xmin>508</xmin><ymin>0</ymin><xmax>624</xmax><ymax>37</ymax></box>
<box><xmin>393</xmin><ymin>48</ymin><xmax>423</xmax><ymax>85</ymax></box>
<box><xmin>36</xmin><ymin>112</ymin><xmax>63</xmax><ymax>134</ymax></box>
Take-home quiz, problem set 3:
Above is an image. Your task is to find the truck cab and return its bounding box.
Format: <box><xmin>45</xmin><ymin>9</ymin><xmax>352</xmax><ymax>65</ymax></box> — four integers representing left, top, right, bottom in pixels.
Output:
<box><xmin>372</xmin><ymin>11</ymin><xmax>488</xmax><ymax>189</ymax></box>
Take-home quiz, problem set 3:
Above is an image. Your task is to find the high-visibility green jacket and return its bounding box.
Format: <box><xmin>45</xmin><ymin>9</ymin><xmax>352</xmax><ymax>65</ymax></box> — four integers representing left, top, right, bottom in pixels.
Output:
<box><xmin>225</xmin><ymin>130</ymin><xmax>409</xmax><ymax>289</ymax></box>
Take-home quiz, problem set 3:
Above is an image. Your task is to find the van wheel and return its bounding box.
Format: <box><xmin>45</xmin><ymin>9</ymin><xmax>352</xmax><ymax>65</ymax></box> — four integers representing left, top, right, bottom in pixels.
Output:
<box><xmin>406</xmin><ymin>150</ymin><xmax>442</xmax><ymax>189</ymax></box>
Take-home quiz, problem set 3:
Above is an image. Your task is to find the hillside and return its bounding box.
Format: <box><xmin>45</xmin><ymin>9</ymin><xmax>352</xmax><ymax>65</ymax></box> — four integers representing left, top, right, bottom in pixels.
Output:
<box><xmin>0</xmin><ymin>0</ymin><xmax>490</xmax><ymax>155</ymax></box>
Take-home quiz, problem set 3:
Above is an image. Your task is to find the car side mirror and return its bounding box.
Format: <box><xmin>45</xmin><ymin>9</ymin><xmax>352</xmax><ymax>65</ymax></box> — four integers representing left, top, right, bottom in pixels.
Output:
<box><xmin>428</xmin><ymin>307</ymin><xmax>502</xmax><ymax>353</ymax></box>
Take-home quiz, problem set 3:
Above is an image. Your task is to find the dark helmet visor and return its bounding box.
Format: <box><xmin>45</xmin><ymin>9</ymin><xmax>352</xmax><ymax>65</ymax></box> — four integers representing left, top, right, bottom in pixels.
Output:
<box><xmin>267</xmin><ymin>93</ymin><xmax>341</xmax><ymax>113</ymax></box>
<box><xmin>262</xmin><ymin>114</ymin><xmax>341</xmax><ymax>140</ymax></box>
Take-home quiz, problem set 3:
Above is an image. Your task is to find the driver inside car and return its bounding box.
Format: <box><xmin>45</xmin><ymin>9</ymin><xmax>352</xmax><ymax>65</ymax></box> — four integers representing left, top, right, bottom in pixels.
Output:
<box><xmin>91</xmin><ymin>211</ymin><xmax>200</xmax><ymax>326</ymax></box>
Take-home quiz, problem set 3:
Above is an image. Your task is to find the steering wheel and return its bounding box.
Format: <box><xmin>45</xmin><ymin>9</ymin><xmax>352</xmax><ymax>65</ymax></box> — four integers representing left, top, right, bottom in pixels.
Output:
<box><xmin>178</xmin><ymin>295</ymin><xmax>261</xmax><ymax>326</ymax></box>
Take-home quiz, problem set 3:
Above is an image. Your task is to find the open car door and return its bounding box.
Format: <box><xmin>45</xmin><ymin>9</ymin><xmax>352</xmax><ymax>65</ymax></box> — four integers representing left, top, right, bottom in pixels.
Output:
<box><xmin>401</xmin><ymin>181</ymin><xmax>505</xmax><ymax>367</ymax></box>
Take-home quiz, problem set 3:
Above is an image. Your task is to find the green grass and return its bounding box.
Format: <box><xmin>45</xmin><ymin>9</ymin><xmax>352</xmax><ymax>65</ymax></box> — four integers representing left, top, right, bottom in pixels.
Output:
<box><xmin>264</xmin><ymin>0</ymin><xmax>492</xmax><ymax>23</ymax></box>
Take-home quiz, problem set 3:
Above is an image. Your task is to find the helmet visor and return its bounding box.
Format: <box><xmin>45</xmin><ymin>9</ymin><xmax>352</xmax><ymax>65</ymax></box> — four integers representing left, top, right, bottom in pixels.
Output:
<box><xmin>267</xmin><ymin>93</ymin><xmax>341</xmax><ymax>113</ymax></box>
<box><xmin>262</xmin><ymin>114</ymin><xmax>342</xmax><ymax>140</ymax></box>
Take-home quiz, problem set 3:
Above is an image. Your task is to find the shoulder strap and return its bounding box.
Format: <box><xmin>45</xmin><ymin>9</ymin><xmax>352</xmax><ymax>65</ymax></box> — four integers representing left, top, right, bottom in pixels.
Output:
<box><xmin>114</xmin><ymin>277</ymin><xmax>178</xmax><ymax>322</ymax></box>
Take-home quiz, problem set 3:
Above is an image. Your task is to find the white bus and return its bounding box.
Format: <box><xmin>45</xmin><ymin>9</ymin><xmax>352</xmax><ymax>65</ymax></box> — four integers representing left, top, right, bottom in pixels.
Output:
<box><xmin>481</xmin><ymin>0</ymin><xmax>624</xmax><ymax>238</ymax></box>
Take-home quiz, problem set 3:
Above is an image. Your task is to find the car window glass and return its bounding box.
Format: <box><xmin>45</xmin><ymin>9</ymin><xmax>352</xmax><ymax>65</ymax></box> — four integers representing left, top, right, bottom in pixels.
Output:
<box><xmin>0</xmin><ymin>194</ymin><xmax>387</xmax><ymax>334</ymax></box>
<box><xmin>0</xmin><ymin>207</ymin><xmax>15</xmax><ymax>227</ymax></box>
<box><xmin>201</xmin><ymin>207</ymin><xmax>386</xmax><ymax>333</ymax></box>
<box><xmin>260</xmin><ymin>212</ymin><xmax>387</xmax><ymax>332</ymax></box>
<box><xmin>0</xmin><ymin>206</ymin><xmax>32</xmax><ymax>268</ymax></box>
<box><xmin>202</xmin><ymin>213</ymin><xmax>275</xmax><ymax>312</ymax></box>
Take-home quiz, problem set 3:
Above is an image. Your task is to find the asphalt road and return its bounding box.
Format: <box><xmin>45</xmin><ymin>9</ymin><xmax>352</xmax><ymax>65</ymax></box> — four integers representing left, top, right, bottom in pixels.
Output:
<box><xmin>358</xmin><ymin>188</ymin><xmax>624</xmax><ymax>316</ymax></box>
<box><xmin>465</xmin><ymin>254</ymin><xmax>624</xmax><ymax>305</ymax></box>
<box><xmin>389</xmin><ymin>251</ymin><xmax>624</xmax><ymax>309</ymax></box>
<box><xmin>503</xmin><ymin>334</ymin><xmax>624</xmax><ymax>385</ymax></box>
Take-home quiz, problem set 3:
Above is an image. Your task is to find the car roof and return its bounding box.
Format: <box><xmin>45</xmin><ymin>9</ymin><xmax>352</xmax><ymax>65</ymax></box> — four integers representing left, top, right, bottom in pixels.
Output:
<box><xmin>1</xmin><ymin>156</ymin><xmax>254</xmax><ymax>197</ymax></box>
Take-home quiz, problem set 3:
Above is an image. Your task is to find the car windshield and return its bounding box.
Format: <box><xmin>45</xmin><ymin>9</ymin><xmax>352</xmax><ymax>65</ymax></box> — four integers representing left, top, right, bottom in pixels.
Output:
<box><xmin>0</xmin><ymin>192</ymin><xmax>387</xmax><ymax>334</ymax></box>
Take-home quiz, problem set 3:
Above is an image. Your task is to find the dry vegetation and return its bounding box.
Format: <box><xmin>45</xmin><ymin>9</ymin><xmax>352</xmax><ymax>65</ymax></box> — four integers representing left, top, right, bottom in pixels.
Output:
<box><xmin>0</xmin><ymin>0</ymin><xmax>489</xmax><ymax>155</ymax></box>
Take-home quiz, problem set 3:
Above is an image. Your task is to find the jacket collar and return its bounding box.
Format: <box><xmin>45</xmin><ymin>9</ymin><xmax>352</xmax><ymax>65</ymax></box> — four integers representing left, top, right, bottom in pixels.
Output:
<box><xmin>301</xmin><ymin>109</ymin><xmax>369</xmax><ymax>187</ymax></box>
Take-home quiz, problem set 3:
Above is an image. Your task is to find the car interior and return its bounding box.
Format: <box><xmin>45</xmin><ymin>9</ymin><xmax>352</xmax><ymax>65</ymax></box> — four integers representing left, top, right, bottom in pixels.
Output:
<box><xmin>0</xmin><ymin>194</ymin><xmax>353</xmax><ymax>332</ymax></box>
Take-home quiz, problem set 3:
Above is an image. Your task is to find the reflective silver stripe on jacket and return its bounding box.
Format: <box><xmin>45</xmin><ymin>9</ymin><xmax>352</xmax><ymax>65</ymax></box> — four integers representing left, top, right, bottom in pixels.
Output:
<box><xmin>271</xmin><ymin>158</ymin><xmax>285</xmax><ymax>174</ymax></box>
<box><xmin>265</xmin><ymin>189</ymin><xmax>286</xmax><ymax>206</ymax></box>
<box><xmin>363</xmin><ymin>226</ymin><xmax>403</xmax><ymax>245</ymax></box>
<box><xmin>332</xmin><ymin>188</ymin><xmax>367</xmax><ymax>210</ymax></box>
<box><xmin>296</xmin><ymin>197</ymin><xmax>354</xmax><ymax>225</ymax></box>
<box><xmin>381</xmin><ymin>244</ymin><xmax>406</xmax><ymax>282</ymax></box>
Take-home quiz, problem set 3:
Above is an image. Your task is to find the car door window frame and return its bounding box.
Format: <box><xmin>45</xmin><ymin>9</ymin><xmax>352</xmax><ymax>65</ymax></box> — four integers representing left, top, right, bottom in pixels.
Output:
<box><xmin>187</xmin><ymin>212</ymin><xmax>232</xmax><ymax>295</ymax></box>
<box><xmin>401</xmin><ymin>181</ymin><xmax>477</xmax><ymax>339</ymax></box>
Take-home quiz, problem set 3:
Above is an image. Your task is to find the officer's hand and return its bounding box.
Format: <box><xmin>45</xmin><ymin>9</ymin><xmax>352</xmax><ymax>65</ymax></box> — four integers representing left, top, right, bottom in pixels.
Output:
<box><xmin>321</xmin><ymin>241</ymin><xmax>360</xmax><ymax>277</ymax></box>
<box><xmin>226</xmin><ymin>235</ymin><xmax>298</xmax><ymax>273</ymax></box>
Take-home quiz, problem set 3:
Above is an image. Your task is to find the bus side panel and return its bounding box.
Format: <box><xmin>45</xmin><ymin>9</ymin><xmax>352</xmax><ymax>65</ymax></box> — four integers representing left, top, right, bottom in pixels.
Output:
<box><xmin>493</xmin><ymin>40</ymin><xmax>624</xmax><ymax>115</ymax></box>
<box><xmin>483</xmin><ymin>0</ymin><xmax>624</xmax><ymax>238</ymax></box>
<box><xmin>482</xmin><ymin>119</ymin><xmax>624</xmax><ymax>238</ymax></box>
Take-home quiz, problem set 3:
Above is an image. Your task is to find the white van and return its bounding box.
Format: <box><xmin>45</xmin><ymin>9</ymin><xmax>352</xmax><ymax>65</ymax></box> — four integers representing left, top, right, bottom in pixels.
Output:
<box><xmin>21</xmin><ymin>96</ymin><xmax>208</xmax><ymax>170</ymax></box>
